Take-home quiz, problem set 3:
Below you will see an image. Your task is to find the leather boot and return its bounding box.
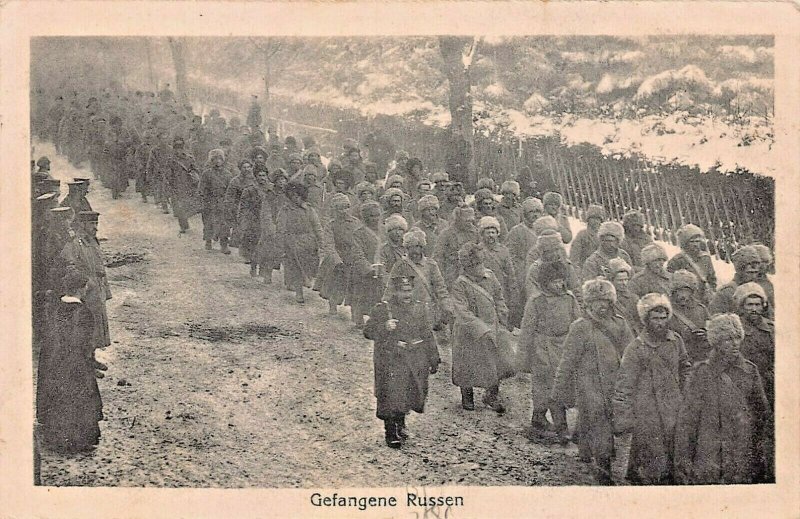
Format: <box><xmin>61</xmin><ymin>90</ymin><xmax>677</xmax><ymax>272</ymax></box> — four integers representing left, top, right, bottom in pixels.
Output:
<box><xmin>220</xmin><ymin>239</ymin><xmax>231</xmax><ymax>255</ymax></box>
<box><xmin>384</xmin><ymin>419</ymin><xmax>401</xmax><ymax>449</ymax></box>
<box><xmin>397</xmin><ymin>415</ymin><xmax>409</xmax><ymax>441</ymax></box>
<box><xmin>460</xmin><ymin>387</ymin><xmax>475</xmax><ymax>411</ymax></box>
<box><xmin>483</xmin><ymin>386</ymin><xmax>506</xmax><ymax>414</ymax></box>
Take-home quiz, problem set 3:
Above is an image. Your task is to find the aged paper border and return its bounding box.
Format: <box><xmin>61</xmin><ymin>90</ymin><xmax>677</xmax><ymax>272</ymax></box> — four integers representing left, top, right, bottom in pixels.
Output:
<box><xmin>1</xmin><ymin>2</ymin><xmax>798</xmax><ymax>517</ymax></box>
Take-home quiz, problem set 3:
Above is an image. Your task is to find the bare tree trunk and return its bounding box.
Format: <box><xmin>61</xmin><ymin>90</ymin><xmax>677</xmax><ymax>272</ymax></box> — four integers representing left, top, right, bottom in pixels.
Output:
<box><xmin>439</xmin><ymin>36</ymin><xmax>479</xmax><ymax>190</ymax></box>
<box><xmin>145</xmin><ymin>39</ymin><xmax>156</xmax><ymax>91</ymax></box>
<box><xmin>167</xmin><ymin>37</ymin><xmax>189</xmax><ymax>105</ymax></box>
<box><xmin>263</xmin><ymin>51</ymin><xmax>271</xmax><ymax>121</ymax></box>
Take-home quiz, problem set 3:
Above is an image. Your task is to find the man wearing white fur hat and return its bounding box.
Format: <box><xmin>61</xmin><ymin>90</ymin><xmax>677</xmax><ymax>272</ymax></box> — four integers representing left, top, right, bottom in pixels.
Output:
<box><xmin>581</xmin><ymin>221</ymin><xmax>633</xmax><ymax>282</ymax></box>
<box><xmin>497</xmin><ymin>180</ymin><xmax>522</xmax><ymax>229</ymax></box>
<box><xmin>733</xmin><ymin>282</ymin><xmax>774</xmax><ymax>406</ymax></box>
<box><xmin>628</xmin><ymin>243</ymin><xmax>671</xmax><ymax>299</ymax></box>
<box><xmin>410</xmin><ymin>194</ymin><xmax>449</xmax><ymax>259</ymax></box>
<box><xmin>613</xmin><ymin>293</ymin><xmax>691</xmax><ymax>485</ymax></box>
<box><xmin>666</xmin><ymin>224</ymin><xmax>717</xmax><ymax>303</ymax></box>
<box><xmin>674</xmin><ymin>313</ymin><xmax>772</xmax><ymax>484</ymax></box>
<box><xmin>477</xmin><ymin>216</ymin><xmax>517</xmax><ymax>314</ymax></box>
<box><xmin>380</xmin><ymin>214</ymin><xmax>409</xmax><ymax>276</ymax></box>
<box><xmin>552</xmin><ymin>279</ymin><xmax>634</xmax><ymax>485</ymax></box>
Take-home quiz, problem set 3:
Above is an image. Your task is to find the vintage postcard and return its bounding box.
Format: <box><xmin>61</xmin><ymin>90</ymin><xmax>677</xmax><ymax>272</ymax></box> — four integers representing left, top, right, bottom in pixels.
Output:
<box><xmin>1</xmin><ymin>1</ymin><xmax>798</xmax><ymax>518</ymax></box>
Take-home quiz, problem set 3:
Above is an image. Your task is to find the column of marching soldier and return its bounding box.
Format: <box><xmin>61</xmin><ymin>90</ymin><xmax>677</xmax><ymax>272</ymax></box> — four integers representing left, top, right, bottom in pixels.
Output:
<box><xmin>31</xmin><ymin>87</ymin><xmax>775</xmax><ymax>485</ymax></box>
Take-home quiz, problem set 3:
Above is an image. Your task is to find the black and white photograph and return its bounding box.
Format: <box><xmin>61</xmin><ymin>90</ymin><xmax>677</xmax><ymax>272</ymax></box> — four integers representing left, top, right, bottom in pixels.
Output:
<box><xmin>4</xmin><ymin>1</ymin><xmax>800</xmax><ymax>518</ymax></box>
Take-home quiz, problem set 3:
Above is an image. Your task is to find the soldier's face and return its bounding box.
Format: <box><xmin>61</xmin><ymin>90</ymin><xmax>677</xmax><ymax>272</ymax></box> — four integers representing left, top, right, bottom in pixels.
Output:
<box><xmin>742</xmin><ymin>296</ymin><xmax>765</xmax><ymax>321</ymax></box>
<box><xmin>290</xmin><ymin>159</ymin><xmax>303</xmax><ymax>170</ymax></box>
<box><xmin>546</xmin><ymin>278</ymin><xmax>566</xmax><ymax>294</ymax></box>
<box><xmin>398</xmin><ymin>284</ymin><xmax>414</xmax><ymax>303</ymax></box>
<box><xmin>407</xmin><ymin>245</ymin><xmax>424</xmax><ymax>261</ymax></box>
<box><xmin>255</xmin><ymin>155</ymin><xmax>267</xmax><ymax>166</ymax></box>
<box><xmin>348</xmin><ymin>150</ymin><xmax>361</xmax><ymax>162</ymax></box>
<box><xmin>364</xmin><ymin>211</ymin><xmax>380</xmax><ymax>227</ymax></box>
<box><xmin>672</xmin><ymin>287</ymin><xmax>694</xmax><ymax>306</ymax></box>
<box><xmin>359</xmin><ymin>190</ymin><xmax>374</xmax><ymax>202</ymax></box>
<box><xmin>482</xmin><ymin>227</ymin><xmax>499</xmax><ymax>245</ymax></box>
<box><xmin>742</xmin><ymin>261</ymin><xmax>761</xmax><ymax>282</ymax></box>
<box><xmin>421</xmin><ymin>207</ymin><xmax>437</xmax><ymax>221</ymax></box>
<box><xmin>646</xmin><ymin>258</ymin><xmax>665</xmax><ymax>275</ymax></box>
<box><xmin>647</xmin><ymin>307</ymin><xmax>670</xmax><ymax>335</ymax></box>
<box><xmin>545</xmin><ymin>202</ymin><xmax>559</xmax><ymax>216</ymax></box>
<box><xmin>524</xmin><ymin>208</ymin><xmax>542</xmax><ymax>225</ymax></box>
<box><xmin>600</xmin><ymin>235</ymin><xmax>619</xmax><ymax>254</ymax></box>
<box><xmin>502</xmin><ymin>192</ymin><xmax>517</xmax><ymax>205</ymax></box>
<box><xmin>212</xmin><ymin>156</ymin><xmax>224</xmax><ymax>168</ymax></box>
<box><xmin>612</xmin><ymin>271</ymin><xmax>629</xmax><ymax>291</ymax></box>
<box><xmin>686</xmin><ymin>236</ymin><xmax>704</xmax><ymax>253</ymax></box>
<box><xmin>541</xmin><ymin>249</ymin><xmax>561</xmax><ymax>263</ymax></box>
<box><xmin>241</xmin><ymin>162</ymin><xmax>254</xmax><ymax>175</ymax></box>
<box><xmin>334</xmin><ymin>180</ymin><xmax>348</xmax><ymax>192</ymax></box>
<box><xmin>465</xmin><ymin>260</ymin><xmax>484</xmax><ymax>279</ymax></box>
<box><xmin>480</xmin><ymin>199</ymin><xmax>495</xmax><ymax>213</ymax></box>
<box><xmin>388</xmin><ymin>228</ymin><xmax>405</xmax><ymax>243</ymax></box>
<box><xmin>587</xmin><ymin>299</ymin><xmax>612</xmax><ymax>318</ymax></box>
<box><xmin>716</xmin><ymin>337</ymin><xmax>741</xmax><ymax>361</ymax></box>
<box><xmin>587</xmin><ymin>217</ymin><xmax>602</xmax><ymax>232</ymax></box>
<box><xmin>256</xmin><ymin>171</ymin><xmax>269</xmax><ymax>185</ymax></box>
<box><xmin>389</xmin><ymin>195</ymin><xmax>403</xmax><ymax>208</ymax></box>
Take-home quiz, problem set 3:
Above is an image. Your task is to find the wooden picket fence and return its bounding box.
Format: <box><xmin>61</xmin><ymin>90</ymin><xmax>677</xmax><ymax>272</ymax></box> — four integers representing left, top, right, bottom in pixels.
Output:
<box><xmin>192</xmin><ymin>82</ymin><xmax>775</xmax><ymax>262</ymax></box>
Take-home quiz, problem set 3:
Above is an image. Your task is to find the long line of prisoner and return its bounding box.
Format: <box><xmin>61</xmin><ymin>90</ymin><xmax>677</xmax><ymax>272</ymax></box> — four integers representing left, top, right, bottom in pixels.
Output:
<box><xmin>31</xmin><ymin>86</ymin><xmax>775</xmax><ymax>485</ymax></box>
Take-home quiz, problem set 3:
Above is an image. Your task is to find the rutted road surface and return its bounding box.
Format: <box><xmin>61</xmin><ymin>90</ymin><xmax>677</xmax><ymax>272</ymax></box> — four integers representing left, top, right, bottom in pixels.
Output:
<box><xmin>37</xmin><ymin>142</ymin><xmax>606</xmax><ymax>488</ymax></box>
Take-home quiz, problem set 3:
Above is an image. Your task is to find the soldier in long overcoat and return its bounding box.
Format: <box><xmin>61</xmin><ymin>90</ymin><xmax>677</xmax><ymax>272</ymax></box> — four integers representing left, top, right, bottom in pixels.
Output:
<box><xmin>316</xmin><ymin>193</ymin><xmax>359</xmax><ymax>315</ymax></box>
<box><xmin>674</xmin><ymin>314</ymin><xmax>772</xmax><ymax>484</ymax></box>
<box><xmin>569</xmin><ymin>204</ymin><xmax>606</xmax><ymax>270</ymax></box>
<box><xmin>542</xmin><ymin>191</ymin><xmax>573</xmax><ymax>244</ymax></box>
<box><xmin>552</xmin><ymin>279</ymin><xmax>634</xmax><ymax>484</ymax></box>
<box><xmin>582</xmin><ymin>222</ymin><xmax>634</xmax><ymax>282</ymax></box>
<box><xmin>628</xmin><ymin>244</ymin><xmax>671</xmax><ymax>299</ymax></box>
<box><xmin>433</xmin><ymin>206</ymin><xmax>478</xmax><ymax>289</ymax></box>
<box><xmin>60</xmin><ymin>211</ymin><xmax>112</xmax><ymax>371</ymax></box>
<box><xmin>36</xmin><ymin>268</ymin><xmax>102</xmax><ymax>453</ymax></box>
<box><xmin>519</xmin><ymin>261</ymin><xmax>580</xmax><ymax>443</ymax></box>
<box><xmin>666</xmin><ymin>224</ymin><xmax>717</xmax><ymax>304</ymax></box>
<box><xmin>224</xmin><ymin>158</ymin><xmax>256</xmax><ymax>254</ymax></box>
<box><xmin>167</xmin><ymin>136</ymin><xmax>200</xmax><ymax>234</ymax></box>
<box><xmin>451</xmin><ymin>242</ymin><xmax>509</xmax><ymax>414</ymax></box>
<box><xmin>613</xmin><ymin>293</ymin><xmax>691</xmax><ymax>485</ymax></box>
<box><xmin>620</xmin><ymin>210</ymin><xmax>653</xmax><ymax>269</ymax></box>
<box><xmin>668</xmin><ymin>270</ymin><xmax>711</xmax><ymax>363</ymax></box>
<box><xmin>348</xmin><ymin>201</ymin><xmax>384</xmax><ymax>328</ymax></box>
<box><xmin>410</xmin><ymin>195</ymin><xmax>449</xmax><ymax>259</ymax></box>
<box><xmin>710</xmin><ymin>245</ymin><xmax>773</xmax><ymax>317</ymax></box>
<box><xmin>364</xmin><ymin>261</ymin><xmax>439</xmax><ymax>448</ymax></box>
<box><xmin>199</xmin><ymin>149</ymin><xmax>232</xmax><ymax>253</ymax></box>
<box><xmin>476</xmin><ymin>216</ymin><xmax>516</xmax><ymax>314</ymax></box>
<box><xmin>276</xmin><ymin>181</ymin><xmax>323</xmax><ymax>303</ymax></box>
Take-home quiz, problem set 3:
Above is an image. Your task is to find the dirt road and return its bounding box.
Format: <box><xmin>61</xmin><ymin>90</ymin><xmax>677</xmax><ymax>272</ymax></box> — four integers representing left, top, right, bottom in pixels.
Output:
<box><xmin>37</xmin><ymin>142</ymin><xmax>608</xmax><ymax>487</ymax></box>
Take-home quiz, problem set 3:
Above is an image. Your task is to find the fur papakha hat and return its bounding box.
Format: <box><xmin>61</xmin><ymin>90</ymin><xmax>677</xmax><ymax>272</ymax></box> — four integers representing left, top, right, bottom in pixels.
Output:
<box><xmin>359</xmin><ymin>201</ymin><xmax>381</xmax><ymax>217</ymax></box>
<box><xmin>582</xmin><ymin>278</ymin><xmax>617</xmax><ymax>304</ymax></box>
<box><xmin>751</xmin><ymin>243</ymin><xmax>773</xmax><ymax>266</ymax></box>
<box><xmin>637</xmin><ymin>293</ymin><xmax>672</xmax><ymax>323</ymax></box>
<box><xmin>355</xmin><ymin>181</ymin><xmax>376</xmax><ymax>196</ymax></box>
<box><xmin>598</xmin><ymin>221</ymin><xmax>624</xmax><ymax>241</ymax></box>
<box><xmin>500</xmin><ymin>180</ymin><xmax>520</xmax><ymax>196</ymax></box>
<box><xmin>532</xmin><ymin>215</ymin><xmax>560</xmax><ymax>236</ymax></box>
<box><xmin>458</xmin><ymin>241</ymin><xmax>484</xmax><ymax>267</ymax></box>
<box><xmin>706</xmin><ymin>313</ymin><xmax>745</xmax><ymax>346</ymax></box>
<box><xmin>622</xmin><ymin>209</ymin><xmax>645</xmax><ymax>227</ymax></box>
<box><xmin>732</xmin><ymin>245</ymin><xmax>761</xmax><ymax>271</ymax></box>
<box><xmin>383</xmin><ymin>187</ymin><xmax>405</xmax><ymax>200</ymax></box>
<box><xmin>733</xmin><ymin>281</ymin><xmax>767</xmax><ymax>308</ymax></box>
<box><xmin>537</xmin><ymin>231</ymin><xmax>564</xmax><ymax>253</ymax></box>
<box><xmin>521</xmin><ymin>197</ymin><xmax>544</xmax><ymax>213</ymax></box>
<box><xmin>417</xmin><ymin>194</ymin><xmax>440</xmax><ymax>211</ymax></box>
<box><xmin>431</xmin><ymin>171</ymin><xmax>449</xmax><ymax>183</ymax></box>
<box><xmin>385</xmin><ymin>214</ymin><xmax>409</xmax><ymax>232</ymax></box>
<box><xmin>677</xmin><ymin>224</ymin><xmax>704</xmax><ymax>248</ymax></box>
<box><xmin>585</xmin><ymin>204</ymin><xmax>607</xmax><ymax>221</ymax></box>
<box><xmin>386</xmin><ymin>174</ymin><xmax>405</xmax><ymax>187</ymax></box>
<box><xmin>403</xmin><ymin>229</ymin><xmax>427</xmax><ymax>248</ymax></box>
<box><xmin>607</xmin><ymin>257</ymin><xmax>632</xmax><ymax>278</ymax></box>
<box><xmin>543</xmin><ymin>192</ymin><xmax>563</xmax><ymax>206</ymax></box>
<box><xmin>478</xmin><ymin>216</ymin><xmax>501</xmax><ymax>232</ymax></box>
<box><xmin>641</xmin><ymin>243</ymin><xmax>668</xmax><ymax>264</ymax></box>
<box><xmin>329</xmin><ymin>192</ymin><xmax>351</xmax><ymax>210</ymax></box>
<box><xmin>670</xmin><ymin>269</ymin><xmax>699</xmax><ymax>292</ymax></box>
